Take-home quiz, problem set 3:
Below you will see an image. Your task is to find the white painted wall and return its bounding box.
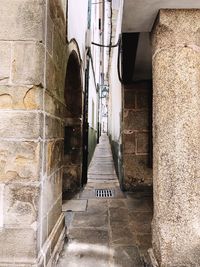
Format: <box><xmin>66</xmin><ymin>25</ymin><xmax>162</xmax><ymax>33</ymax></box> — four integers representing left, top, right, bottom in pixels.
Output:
<box><xmin>108</xmin><ymin>1</ymin><xmax>123</xmax><ymax>142</ymax></box>
<box><xmin>68</xmin><ymin>0</ymin><xmax>88</xmax><ymax>61</ymax></box>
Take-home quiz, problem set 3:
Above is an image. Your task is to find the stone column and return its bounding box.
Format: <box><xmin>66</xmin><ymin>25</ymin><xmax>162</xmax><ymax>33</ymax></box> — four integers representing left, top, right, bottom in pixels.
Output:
<box><xmin>151</xmin><ymin>10</ymin><xmax>200</xmax><ymax>266</ymax></box>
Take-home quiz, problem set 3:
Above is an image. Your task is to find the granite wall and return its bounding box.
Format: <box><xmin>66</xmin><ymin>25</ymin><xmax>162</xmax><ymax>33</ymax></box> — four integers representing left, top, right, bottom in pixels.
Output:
<box><xmin>122</xmin><ymin>82</ymin><xmax>153</xmax><ymax>190</ymax></box>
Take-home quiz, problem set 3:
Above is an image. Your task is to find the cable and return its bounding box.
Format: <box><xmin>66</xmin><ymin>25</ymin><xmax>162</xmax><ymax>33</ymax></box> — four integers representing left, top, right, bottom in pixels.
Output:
<box><xmin>117</xmin><ymin>34</ymin><xmax>123</xmax><ymax>83</ymax></box>
<box><xmin>91</xmin><ymin>39</ymin><xmax>120</xmax><ymax>48</ymax></box>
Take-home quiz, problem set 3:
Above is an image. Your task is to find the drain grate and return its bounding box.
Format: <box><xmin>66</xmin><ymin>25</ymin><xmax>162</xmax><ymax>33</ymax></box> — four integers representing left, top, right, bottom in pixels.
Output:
<box><xmin>95</xmin><ymin>189</ymin><xmax>114</xmax><ymax>198</ymax></box>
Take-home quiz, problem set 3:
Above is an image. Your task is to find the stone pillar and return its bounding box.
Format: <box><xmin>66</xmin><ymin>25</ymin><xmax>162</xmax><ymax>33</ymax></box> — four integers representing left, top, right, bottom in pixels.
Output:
<box><xmin>151</xmin><ymin>10</ymin><xmax>200</xmax><ymax>266</ymax></box>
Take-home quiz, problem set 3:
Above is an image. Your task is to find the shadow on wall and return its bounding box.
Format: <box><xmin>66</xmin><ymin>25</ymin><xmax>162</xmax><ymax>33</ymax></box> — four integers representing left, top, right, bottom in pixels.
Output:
<box><xmin>110</xmin><ymin>81</ymin><xmax>153</xmax><ymax>192</ymax></box>
<box><xmin>63</xmin><ymin>51</ymin><xmax>83</xmax><ymax>193</ymax></box>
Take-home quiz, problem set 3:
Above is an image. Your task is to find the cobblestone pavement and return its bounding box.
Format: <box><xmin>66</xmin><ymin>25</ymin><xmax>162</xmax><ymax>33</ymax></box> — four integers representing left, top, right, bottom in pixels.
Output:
<box><xmin>57</xmin><ymin>134</ymin><xmax>153</xmax><ymax>267</ymax></box>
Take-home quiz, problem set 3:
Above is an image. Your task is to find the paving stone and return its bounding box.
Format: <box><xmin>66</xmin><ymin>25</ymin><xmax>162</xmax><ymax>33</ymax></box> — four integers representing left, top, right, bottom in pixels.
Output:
<box><xmin>110</xmin><ymin>222</ymin><xmax>136</xmax><ymax>246</ymax></box>
<box><xmin>112</xmin><ymin>246</ymin><xmax>143</xmax><ymax>267</ymax></box>
<box><xmin>58</xmin><ymin>134</ymin><xmax>153</xmax><ymax>266</ymax></box>
<box><xmin>109</xmin><ymin>207</ymin><xmax>129</xmax><ymax>222</ymax></box>
<box><xmin>71</xmin><ymin>211</ymin><xmax>108</xmax><ymax>229</ymax></box>
<box><xmin>108</xmin><ymin>199</ymin><xmax>126</xmax><ymax>208</ymax></box>
<box><xmin>87</xmin><ymin>199</ymin><xmax>108</xmax><ymax>212</ymax></box>
<box><xmin>69</xmin><ymin>228</ymin><xmax>109</xmax><ymax>245</ymax></box>
<box><xmin>129</xmin><ymin>212</ymin><xmax>153</xmax><ymax>234</ymax></box>
<box><xmin>126</xmin><ymin>196</ymin><xmax>153</xmax><ymax>212</ymax></box>
<box><xmin>136</xmin><ymin>234</ymin><xmax>152</xmax><ymax>250</ymax></box>
<box><xmin>62</xmin><ymin>199</ymin><xmax>87</xmax><ymax>212</ymax></box>
<box><xmin>57</xmin><ymin>241</ymin><xmax>110</xmax><ymax>267</ymax></box>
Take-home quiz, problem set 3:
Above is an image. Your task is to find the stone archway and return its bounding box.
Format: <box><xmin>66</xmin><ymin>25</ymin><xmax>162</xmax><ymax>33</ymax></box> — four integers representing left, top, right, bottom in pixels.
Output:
<box><xmin>63</xmin><ymin>50</ymin><xmax>83</xmax><ymax>193</ymax></box>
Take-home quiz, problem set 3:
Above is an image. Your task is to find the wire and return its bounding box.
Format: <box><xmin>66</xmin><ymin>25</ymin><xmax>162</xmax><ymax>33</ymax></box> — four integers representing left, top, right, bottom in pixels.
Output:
<box><xmin>117</xmin><ymin>35</ymin><xmax>123</xmax><ymax>83</ymax></box>
<box><xmin>91</xmin><ymin>38</ymin><xmax>120</xmax><ymax>48</ymax></box>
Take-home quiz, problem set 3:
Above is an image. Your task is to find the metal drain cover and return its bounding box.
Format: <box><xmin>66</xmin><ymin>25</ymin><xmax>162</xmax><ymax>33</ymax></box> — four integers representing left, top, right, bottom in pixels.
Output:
<box><xmin>95</xmin><ymin>189</ymin><xmax>114</xmax><ymax>198</ymax></box>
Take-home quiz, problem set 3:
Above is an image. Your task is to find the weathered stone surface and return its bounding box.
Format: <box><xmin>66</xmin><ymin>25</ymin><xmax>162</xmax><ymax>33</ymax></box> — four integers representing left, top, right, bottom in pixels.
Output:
<box><xmin>0</xmin><ymin>141</ymin><xmax>41</xmax><ymax>183</ymax></box>
<box><xmin>112</xmin><ymin>246</ymin><xmax>143</xmax><ymax>267</ymax></box>
<box><xmin>69</xmin><ymin>228</ymin><xmax>109</xmax><ymax>245</ymax></box>
<box><xmin>0</xmin><ymin>0</ymin><xmax>44</xmax><ymax>41</ymax></box>
<box><xmin>110</xmin><ymin>221</ymin><xmax>136</xmax><ymax>245</ymax></box>
<box><xmin>46</xmin><ymin>13</ymin><xmax>54</xmax><ymax>55</ymax></box>
<box><xmin>0</xmin><ymin>42</ymin><xmax>11</xmax><ymax>84</ymax></box>
<box><xmin>63</xmin><ymin>164</ymin><xmax>82</xmax><ymax>191</ymax></box>
<box><xmin>42</xmin><ymin>169</ymin><xmax>62</xmax><ymax>214</ymax></box>
<box><xmin>62</xmin><ymin>199</ymin><xmax>87</xmax><ymax>212</ymax></box>
<box><xmin>0</xmin><ymin>111</ymin><xmax>43</xmax><ymax>139</ymax></box>
<box><xmin>151</xmin><ymin>9</ymin><xmax>200</xmax><ymax>267</ymax></box>
<box><xmin>124</xmin><ymin>109</ymin><xmax>149</xmax><ymax>130</ymax></box>
<box><xmin>0</xmin><ymin>86</ymin><xmax>43</xmax><ymax>110</ymax></box>
<box><xmin>71</xmin><ymin>210</ymin><xmax>108</xmax><ymax>229</ymax></box>
<box><xmin>0</xmin><ymin>228</ymin><xmax>37</xmax><ymax>262</ymax></box>
<box><xmin>4</xmin><ymin>184</ymin><xmax>40</xmax><ymax>226</ymax></box>
<box><xmin>45</xmin><ymin>91</ymin><xmax>65</xmax><ymax>118</ymax></box>
<box><xmin>136</xmin><ymin>132</ymin><xmax>149</xmax><ymax>154</ymax></box>
<box><xmin>124</xmin><ymin>89</ymin><xmax>135</xmax><ymax>109</ymax></box>
<box><xmin>45</xmin><ymin>116</ymin><xmax>64</xmax><ymax>139</ymax></box>
<box><xmin>123</xmin><ymin>131</ymin><xmax>135</xmax><ymax>154</ymax></box>
<box><xmin>12</xmin><ymin>42</ymin><xmax>45</xmax><ymax>85</ymax></box>
<box><xmin>129</xmin><ymin>212</ymin><xmax>152</xmax><ymax>234</ymax></box>
<box><xmin>123</xmin><ymin>155</ymin><xmax>152</xmax><ymax>189</ymax></box>
<box><xmin>47</xmin><ymin>196</ymin><xmax>62</xmax><ymax>236</ymax></box>
<box><xmin>46</xmin><ymin>140</ymin><xmax>64</xmax><ymax>175</ymax></box>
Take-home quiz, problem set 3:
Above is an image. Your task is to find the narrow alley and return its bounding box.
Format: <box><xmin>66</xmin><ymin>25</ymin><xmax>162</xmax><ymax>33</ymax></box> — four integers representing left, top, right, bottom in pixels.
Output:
<box><xmin>58</xmin><ymin>134</ymin><xmax>153</xmax><ymax>267</ymax></box>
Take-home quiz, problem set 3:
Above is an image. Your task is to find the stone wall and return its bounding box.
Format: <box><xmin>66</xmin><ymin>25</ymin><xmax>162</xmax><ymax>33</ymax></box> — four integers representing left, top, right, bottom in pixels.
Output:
<box><xmin>122</xmin><ymin>82</ymin><xmax>153</xmax><ymax>190</ymax></box>
<box><xmin>0</xmin><ymin>0</ymin><xmax>66</xmax><ymax>266</ymax></box>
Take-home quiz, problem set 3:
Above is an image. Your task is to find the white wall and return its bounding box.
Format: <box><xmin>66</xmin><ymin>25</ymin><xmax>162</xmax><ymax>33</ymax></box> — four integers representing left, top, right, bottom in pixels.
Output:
<box><xmin>68</xmin><ymin>0</ymin><xmax>88</xmax><ymax>61</ymax></box>
<box><xmin>108</xmin><ymin>1</ymin><xmax>123</xmax><ymax>142</ymax></box>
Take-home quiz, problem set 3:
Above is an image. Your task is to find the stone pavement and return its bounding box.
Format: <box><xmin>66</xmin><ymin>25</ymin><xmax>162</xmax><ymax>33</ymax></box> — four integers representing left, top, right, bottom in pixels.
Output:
<box><xmin>57</xmin><ymin>134</ymin><xmax>153</xmax><ymax>267</ymax></box>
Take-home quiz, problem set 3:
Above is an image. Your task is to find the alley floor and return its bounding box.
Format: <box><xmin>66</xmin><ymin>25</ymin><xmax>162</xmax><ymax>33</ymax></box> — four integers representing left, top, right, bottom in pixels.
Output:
<box><xmin>57</xmin><ymin>134</ymin><xmax>153</xmax><ymax>267</ymax></box>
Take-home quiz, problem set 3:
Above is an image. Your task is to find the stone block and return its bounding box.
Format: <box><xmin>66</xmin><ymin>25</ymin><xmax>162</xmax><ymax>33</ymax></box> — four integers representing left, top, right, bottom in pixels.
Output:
<box><xmin>53</xmin><ymin>30</ymin><xmax>65</xmax><ymax>70</ymax></box>
<box><xmin>12</xmin><ymin>41</ymin><xmax>45</xmax><ymax>85</ymax></box>
<box><xmin>124</xmin><ymin>110</ymin><xmax>149</xmax><ymax>130</ymax></box>
<box><xmin>136</xmin><ymin>132</ymin><xmax>149</xmax><ymax>154</ymax></box>
<box><xmin>0</xmin><ymin>111</ymin><xmax>43</xmax><ymax>139</ymax></box>
<box><xmin>124</xmin><ymin>89</ymin><xmax>135</xmax><ymax>109</ymax></box>
<box><xmin>46</xmin><ymin>14</ymin><xmax>54</xmax><ymax>55</ymax></box>
<box><xmin>63</xmin><ymin>164</ymin><xmax>82</xmax><ymax>191</ymax></box>
<box><xmin>0</xmin><ymin>0</ymin><xmax>44</xmax><ymax>41</ymax></box>
<box><xmin>0</xmin><ymin>42</ymin><xmax>11</xmax><ymax>84</ymax></box>
<box><xmin>42</xmin><ymin>168</ymin><xmax>62</xmax><ymax>215</ymax></box>
<box><xmin>4</xmin><ymin>184</ymin><xmax>40</xmax><ymax>226</ymax></box>
<box><xmin>46</xmin><ymin>140</ymin><xmax>64</xmax><ymax>176</ymax></box>
<box><xmin>45</xmin><ymin>91</ymin><xmax>65</xmax><ymax>118</ymax></box>
<box><xmin>0</xmin><ymin>227</ymin><xmax>37</xmax><ymax>262</ymax></box>
<box><xmin>123</xmin><ymin>131</ymin><xmax>135</xmax><ymax>154</ymax></box>
<box><xmin>45</xmin><ymin>115</ymin><xmax>64</xmax><ymax>139</ymax></box>
<box><xmin>46</xmin><ymin>53</ymin><xmax>56</xmax><ymax>96</ymax></box>
<box><xmin>47</xmin><ymin>196</ymin><xmax>62</xmax><ymax>236</ymax></box>
<box><xmin>136</xmin><ymin>90</ymin><xmax>150</xmax><ymax>109</ymax></box>
<box><xmin>123</xmin><ymin>155</ymin><xmax>152</xmax><ymax>189</ymax></box>
<box><xmin>0</xmin><ymin>141</ymin><xmax>41</xmax><ymax>183</ymax></box>
<box><xmin>0</xmin><ymin>85</ymin><xmax>43</xmax><ymax>110</ymax></box>
<box><xmin>49</xmin><ymin>0</ymin><xmax>66</xmax><ymax>32</ymax></box>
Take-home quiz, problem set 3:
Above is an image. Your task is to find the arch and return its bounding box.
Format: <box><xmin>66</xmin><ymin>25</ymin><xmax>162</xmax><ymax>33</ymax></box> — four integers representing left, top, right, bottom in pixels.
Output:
<box><xmin>64</xmin><ymin>50</ymin><xmax>82</xmax><ymax>117</ymax></box>
<box><xmin>63</xmin><ymin>49</ymin><xmax>84</xmax><ymax>193</ymax></box>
